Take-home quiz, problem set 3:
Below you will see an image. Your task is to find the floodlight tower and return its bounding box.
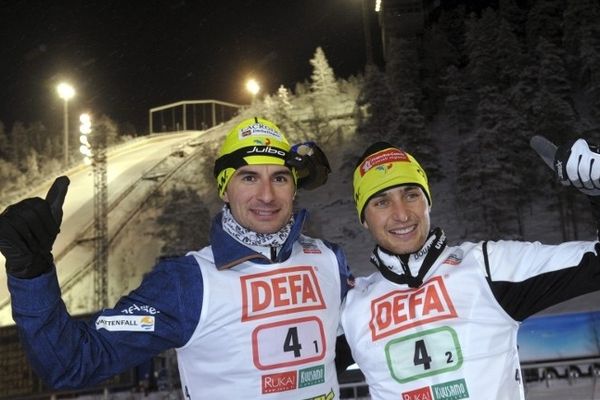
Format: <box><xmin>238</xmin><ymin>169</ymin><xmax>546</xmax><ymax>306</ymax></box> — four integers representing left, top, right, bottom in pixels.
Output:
<box><xmin>79</xmin><ymin>113</ymin><xmax>109</xmax><ymax>308</ymax></box>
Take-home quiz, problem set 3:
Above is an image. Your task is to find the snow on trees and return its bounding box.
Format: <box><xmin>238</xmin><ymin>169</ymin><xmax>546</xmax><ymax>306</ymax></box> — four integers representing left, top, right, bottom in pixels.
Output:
<box><xmin>309</xmin><ymin>46</ymin><xmax>339</xmax><ymax>100</ymax></box>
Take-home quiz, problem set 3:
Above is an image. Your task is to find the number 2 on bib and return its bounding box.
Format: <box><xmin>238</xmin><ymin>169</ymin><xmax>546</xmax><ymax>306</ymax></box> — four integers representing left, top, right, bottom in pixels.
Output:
<box><xmin>385</xmin><ymin>326</ymin><xmax>463</xmax><ymax>383</ymax></box>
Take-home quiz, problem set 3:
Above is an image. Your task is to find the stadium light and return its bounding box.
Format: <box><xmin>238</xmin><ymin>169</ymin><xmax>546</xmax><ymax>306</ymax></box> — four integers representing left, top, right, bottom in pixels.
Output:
<box><xmin>57</xmin><ymin>82</ymin><xmax>75</xmax><ymax>167</ymax></box>
<box><xmin>245</xmin><ymin>78</ymin><xmax>260</xmax><ymax>102</ymax></box>
<box><xmin>79</xmin><ymin>113</ymin><xmax>93</xmax><ymax>165</ymax></box>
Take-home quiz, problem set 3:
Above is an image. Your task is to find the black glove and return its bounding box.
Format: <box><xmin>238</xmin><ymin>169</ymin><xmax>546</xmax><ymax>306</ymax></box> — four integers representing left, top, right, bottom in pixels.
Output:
<box><xmin>0</xmin><ymin>176</ymin><xmax>70</xmax><ymax>278</ymax></box>
<box><xmin>554</xmin><ymin>138</ymin><xmax>600</xmax><ymax>196</ymax></box>
<box><xmin>286</xmin><ymin>141</ymin><xmax>331</xmax><ymax>190</ymax></box>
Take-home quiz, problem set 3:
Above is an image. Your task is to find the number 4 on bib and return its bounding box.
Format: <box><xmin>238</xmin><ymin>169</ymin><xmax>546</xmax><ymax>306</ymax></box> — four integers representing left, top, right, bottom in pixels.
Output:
<box><xmin>385</xmin><ymin>326</ymin><xmax>463</xmax><ymax>383</ymax></box>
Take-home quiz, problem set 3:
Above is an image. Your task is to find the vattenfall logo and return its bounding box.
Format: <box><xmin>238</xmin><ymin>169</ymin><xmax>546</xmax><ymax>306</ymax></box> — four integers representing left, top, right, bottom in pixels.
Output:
<box><xmin>95</xmin><ymin>315</ymin><xmax>155</xmax><ymax>332</ymax></box>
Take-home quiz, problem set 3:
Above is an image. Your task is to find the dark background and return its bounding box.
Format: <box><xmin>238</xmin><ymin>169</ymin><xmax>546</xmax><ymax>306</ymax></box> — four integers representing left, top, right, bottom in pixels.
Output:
<box><xmin>0</xmin><ymin>0</ymin><xmax>382</xmax><ymax>132</ymax></box>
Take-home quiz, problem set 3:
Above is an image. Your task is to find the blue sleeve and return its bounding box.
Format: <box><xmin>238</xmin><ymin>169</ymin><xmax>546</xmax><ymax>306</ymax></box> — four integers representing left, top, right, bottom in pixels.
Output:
<box><xmin>322</xmin><ymin>240</ymin><xmax>353</xmax><ymax>300</ymax></box>
<box><xmin>8</xmin><ymin>255</ymin><xmax>203</xmax><ymax>389</ymax></box>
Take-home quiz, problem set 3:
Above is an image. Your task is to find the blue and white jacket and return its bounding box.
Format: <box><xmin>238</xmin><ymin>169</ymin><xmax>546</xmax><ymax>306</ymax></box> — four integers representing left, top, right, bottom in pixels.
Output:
<box><xmin>8</xmin><ymin>209</ymin><xmax>352</xmax><ymax>399</ymax></box>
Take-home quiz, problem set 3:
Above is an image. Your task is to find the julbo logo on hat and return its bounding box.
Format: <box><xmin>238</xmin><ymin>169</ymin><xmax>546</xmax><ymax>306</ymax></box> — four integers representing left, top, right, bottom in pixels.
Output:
<box><xmin>213</xmin><ymin>117</ymin><xmax>293</xmax><ymax>198</ymax></box>
<box><xmin>353</xmin><ymin>142</ymin><xmax>431</xmax><ymax>222</ymax></box>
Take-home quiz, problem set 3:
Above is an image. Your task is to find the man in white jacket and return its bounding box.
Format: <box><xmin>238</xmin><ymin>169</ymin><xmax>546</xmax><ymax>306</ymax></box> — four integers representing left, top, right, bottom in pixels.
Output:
<box><xmin>340</xmin><ymin>139</ymin><xmax>600</xmax><ymax>400</ymax></box>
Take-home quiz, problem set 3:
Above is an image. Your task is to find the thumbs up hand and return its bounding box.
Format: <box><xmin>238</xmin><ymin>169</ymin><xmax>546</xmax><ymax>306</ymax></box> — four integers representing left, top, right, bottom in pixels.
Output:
<box><xmin>0</xmin><ymin>176</ymin><xmax>70</xmax><ymax>278</ymax></box>
<box><xmin>555</xmin><ymin>139</ymin><xmax>600</xmax><ymax>196</ymax></box>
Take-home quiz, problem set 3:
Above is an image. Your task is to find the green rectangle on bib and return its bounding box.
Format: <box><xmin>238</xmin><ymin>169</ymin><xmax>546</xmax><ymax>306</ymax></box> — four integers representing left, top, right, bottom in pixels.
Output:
<box><xmin>432</xmin><ymin>378</ymin><xmax>469</xmax><ymax>400</ymax></box>
<box><xmin>298</xmin><ymin>365</ymin><xmax>325</xmax><ymax>388</ymax></box>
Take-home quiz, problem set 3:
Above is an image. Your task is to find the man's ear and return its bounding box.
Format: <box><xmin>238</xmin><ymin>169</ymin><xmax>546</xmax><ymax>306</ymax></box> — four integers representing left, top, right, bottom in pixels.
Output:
<box><xmin>362</xmin><ymin>219</ymin><xmax>369</xmax><ymax>229</ymax></box>
<box><xmin>223</xmin><ymin>191</ymin><xmax>229</xmax><ymax>203</ymax></box>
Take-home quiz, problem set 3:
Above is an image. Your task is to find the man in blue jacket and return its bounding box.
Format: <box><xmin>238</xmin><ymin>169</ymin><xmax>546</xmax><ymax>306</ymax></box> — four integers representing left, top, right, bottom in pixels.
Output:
<box><xmin>0</xmin><ymin>117</ymin><xmax>352</xmax><ymax>399</ymax></box>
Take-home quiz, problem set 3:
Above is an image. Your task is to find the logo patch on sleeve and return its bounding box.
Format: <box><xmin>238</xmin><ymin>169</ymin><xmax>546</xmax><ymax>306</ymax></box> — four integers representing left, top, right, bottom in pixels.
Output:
<box><xmin>95</xmin><ymin>315</ymin><xmax>155</xmax><ymax>332</ymax></box>
<box><xmin>299</xmin><ymin>238</ymin><xmax>322</xmax><ymax>254</ymax></box>
<box><xmin>442</xmin><ymin>249</ymin><xmax>463</xmax><ymax>266</ymax></box>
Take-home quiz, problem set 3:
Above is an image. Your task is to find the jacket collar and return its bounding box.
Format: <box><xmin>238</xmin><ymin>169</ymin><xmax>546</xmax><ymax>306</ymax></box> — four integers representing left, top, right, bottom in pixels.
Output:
<box><xmin>211</xmin><ymin>209</ymin><xmax>308</xmax><ymax>270</ymax></box>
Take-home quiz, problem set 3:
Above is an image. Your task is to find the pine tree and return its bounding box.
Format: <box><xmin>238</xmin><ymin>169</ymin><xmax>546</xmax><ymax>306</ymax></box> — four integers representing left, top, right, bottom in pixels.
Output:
<box><xmin>496</xmin><ymin>17</ymin><xmax>526</xmax><ymax>89</ymax></box>
<box><xmin>456</xmin><ymin>88</ymin><xmax>528</xmax><ymax>239</ymax></box>
<box><xmin>24</xmin><ymin>148</ymin><xmax>40</xmax><ymax>180</ymax></box>
<box><xmin>309</xmin><ymin>47</ymin><xmax>338</xmax><ymax>98</ymax></box>
<box><xmin>563</xmin><ymin>0</ymin><xmax>600</xmax><ymax>119</ymax></box>
<box><xmin>523</xmin><ymin>35</ymin><xmax>583</xmax><ymax>241</ymax></box>
<box><xmin>482</xmin><ymin>90</ymin><xmax>534</xmax><ymax>238</ymax></box>
<box><xmin>421</xmin><ymin>24</ymin><xmax>460</xmax><ymax>116</ymax></box>
<box><xmin>581</xmin><ymin>40</ymin><xmax>600</xmax><ymax>119</ymax></box>
<box><xmin>95</xmin><ymin>114</ymin><xmax>120</xmax><ymax>146</ymax></box>
<box><xmin>28</xmin><ymin>121</ymin><xmax>48</xmax><ymax>156</ymax></box>
<box><xmin>498</xmin><ymin>0</ymin><xmax>527</xmax><ymax>39</ymax></box>
<box><xmin>562</xmin><ymin>0</ymin><xmax>599</xmax><ymax>64</ymax></box>
<box><xmin>442</xmin><ymin>65</ymin><xmax>475</xmax><ymax>139</ymax></box>
<box><xmin>455</xmin><ymin>124</ymin><xmax>486</xmax><ymax>240</ymax></box>
<box><xmin>383</xmin><ymin>37</ymin><xmax>440</xmax><ymax>182</ymax></box>
<box><xmin>263</xmin><ymin>86</ymin><xmax>305</xmax><ymax>143</ymax></box>
<box><xmin>533</xmin><ymin>38</ymin><xmax>577</xmax><ymax>143</ymax></box>
<box><xmin>42</xmin><ymin>134</ymin><xmax>62</xmax><ymax>165</ymax></box>
<box><xmin>355</xmin><ymin>64</ymin><xmax>394</xmax><ymax>141</ymax></box>
<box><xmin>456</xmin><ymin>5</ymin><xmax>547</xmax><ymax>239</ymax></box>
<box><xmin>277</xmin><ymin>85</ymin><xmax>293</xmax><ymax>111</ymax></box>
<box><xmin>390</xmin><ymin>93</ymin><xmax>442</xmax><ymax>182</ymax></box>
<box><xmin>525</xmin><ymin>0</ymin><xmax>564</xmax><ymax>49</ymax></box>
<box><xmin>508</xmin><ymin>56</ymin><xmax>539</xmax><ymax>124</ymax></box>
<box><xmin>386</xmin><ymin>37</ymin><xmax>422</xmax><ymax>106</ymax></box>
<box><xmin>0</xmin><ymin>159</ymin><xmax>24</xmax><ymax>200</ymax></box>
<box><xmin>465</xmin><ymin>8</ymin><xmax>499</xmax><ymax>91</ymax></box>
<box><xmin>9</xmin><ymin>122</ymin><xmax>29</xmax><ymax>170</ymax></box>
<box><xmin>436</xmin><ymin>5</ymin><xmax>468</xmax><ymax>64</ymax></box>
<box><xmin>263</xmin><ymin>95</ymin><xmax>277</xmax><ymax>121</ymax></box>
<box><xmin>308</xmin><ymin>46</ymin><xmax>339</xmax><ymax>134</ymax></box>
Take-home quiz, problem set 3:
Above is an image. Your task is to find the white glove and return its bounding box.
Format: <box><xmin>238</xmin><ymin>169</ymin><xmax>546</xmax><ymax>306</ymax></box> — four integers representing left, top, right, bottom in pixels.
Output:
<box><xmin>556</xmin><ymin>138</ymin><xmax>600</xmax><ymax>196</ymax></box>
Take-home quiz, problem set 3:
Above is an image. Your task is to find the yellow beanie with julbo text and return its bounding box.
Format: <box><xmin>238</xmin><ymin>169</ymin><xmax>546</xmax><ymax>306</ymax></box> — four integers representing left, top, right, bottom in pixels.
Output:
<box><xmin>213</xmin><ymin>117</ymin><xmax>295</xmax><ymax>198</ymax></box>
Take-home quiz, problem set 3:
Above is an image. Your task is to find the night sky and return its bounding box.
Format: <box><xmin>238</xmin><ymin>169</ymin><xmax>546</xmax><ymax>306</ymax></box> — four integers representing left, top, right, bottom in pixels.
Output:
<box><xmin>0</xmin><ymin>0</ymin><xmax>376</xmax><ymax>133</ymax></box>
